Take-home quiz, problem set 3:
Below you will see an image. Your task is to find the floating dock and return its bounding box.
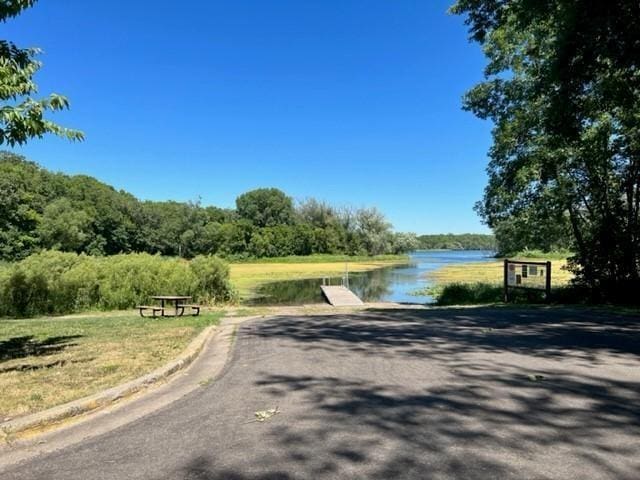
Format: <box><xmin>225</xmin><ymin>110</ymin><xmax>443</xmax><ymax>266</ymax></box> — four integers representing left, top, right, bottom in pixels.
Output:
<box><xmin>320</xmin><ymin>285</ymin><xmax>364</xmax><ymax>306</ymax></box>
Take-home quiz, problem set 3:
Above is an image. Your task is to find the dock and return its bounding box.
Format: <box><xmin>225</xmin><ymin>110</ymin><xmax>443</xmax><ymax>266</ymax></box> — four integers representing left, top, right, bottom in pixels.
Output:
<box><xmin>320</xmin><ymin>285</ymin><xmax>364</xmax><ymax>306</ymax></box>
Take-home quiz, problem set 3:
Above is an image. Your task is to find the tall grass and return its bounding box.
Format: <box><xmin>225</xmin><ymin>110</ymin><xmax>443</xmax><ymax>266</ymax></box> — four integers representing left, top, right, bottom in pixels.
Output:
<box><xmin>435</xmin><ymin>283</ymin><xmax>503</xmax><ymax>305</ymax></box>
<box><xmin>0</xmin><ymin>251</ymin><xmax>235</xmax><ymax>317</ymax></box>
<box><xmin>433</xmin><ymin>282</ymin><xmax>589</xmax><ymax>306</ymax></box>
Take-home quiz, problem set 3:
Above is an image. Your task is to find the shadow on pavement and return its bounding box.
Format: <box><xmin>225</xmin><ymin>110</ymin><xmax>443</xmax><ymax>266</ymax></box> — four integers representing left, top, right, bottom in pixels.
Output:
<box><xmin>253</xmin><ymin>306</ymin><xmax>640</xmax><ymax>360</ymax></box>
<box><xmin>168</xmin><ymin>307</ymin><xmax>640</xmax><ymax>479</ymax></box>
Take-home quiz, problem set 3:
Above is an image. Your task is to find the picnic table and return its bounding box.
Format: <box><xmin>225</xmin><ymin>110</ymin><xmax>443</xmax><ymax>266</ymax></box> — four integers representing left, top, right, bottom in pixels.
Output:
<box><xmin>137</xmin><ymin>295</ymin><xmax>200</xmax><ymax>318</ymax></box>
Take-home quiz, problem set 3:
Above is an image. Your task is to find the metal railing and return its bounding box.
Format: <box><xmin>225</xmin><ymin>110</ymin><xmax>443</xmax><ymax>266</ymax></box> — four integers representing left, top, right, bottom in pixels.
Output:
<box><xmin>322</xmin><ymin>262</ymin><xmax>350</xmax><ymax>288</ymax></box>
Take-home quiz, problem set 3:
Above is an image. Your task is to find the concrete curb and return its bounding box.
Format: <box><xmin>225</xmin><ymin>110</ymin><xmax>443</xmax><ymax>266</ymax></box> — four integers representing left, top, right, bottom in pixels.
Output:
<box><xmin>0</xmin><ymin>325</ymin><xmax>217</xmax><ymax>437</ymax></box>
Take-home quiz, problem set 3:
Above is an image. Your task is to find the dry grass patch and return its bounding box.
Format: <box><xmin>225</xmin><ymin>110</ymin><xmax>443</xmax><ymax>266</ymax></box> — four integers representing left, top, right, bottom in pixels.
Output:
<box><xmin>427</xmin><ymin>258</ymin><xmax>573</xmax><ymax>287</ymax></box>
<box><xmin>0</xmin><ymin>312</ymin><xmax>221</xmax><ymax>419</ymax></box>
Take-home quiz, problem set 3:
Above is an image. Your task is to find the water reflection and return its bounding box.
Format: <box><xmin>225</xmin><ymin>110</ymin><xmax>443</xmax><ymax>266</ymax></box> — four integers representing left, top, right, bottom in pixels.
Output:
<box><xmin>246</xmin><ymin>250</ymin><xmax>495</xmax><ymax>306</ymax></box>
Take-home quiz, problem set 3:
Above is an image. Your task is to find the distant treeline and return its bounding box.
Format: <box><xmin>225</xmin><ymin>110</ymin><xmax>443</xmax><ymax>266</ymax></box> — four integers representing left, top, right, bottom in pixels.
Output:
<box><xmin>0</xmin><ymin>153</ymin><xmax>420</xmax><ymax>262</ymax></box>
<box><xmin>417</xmin><ymin>234</ymin><xmax>496</xmax><ymax>251</ymax></box>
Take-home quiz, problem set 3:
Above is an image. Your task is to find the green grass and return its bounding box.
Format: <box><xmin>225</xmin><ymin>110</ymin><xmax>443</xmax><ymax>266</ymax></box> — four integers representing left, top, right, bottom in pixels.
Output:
<box><xmin>431</xmin><ymin>282</ymin><xmax>593</xmax><ymax>306</ymax></box>
<box><xmin>509</xmin><ymin>249</ymin><xmax>574</xmax><ymax>260</ymax></box>
<box><xmin>0</xmin><ymin>311</ymin><xmax>222</xmax><ymax>419</ymax></box>
<box><xmin>431</xmin><ymin>283</ymin><xmax>504</xmax><ymax>305</ymax></box>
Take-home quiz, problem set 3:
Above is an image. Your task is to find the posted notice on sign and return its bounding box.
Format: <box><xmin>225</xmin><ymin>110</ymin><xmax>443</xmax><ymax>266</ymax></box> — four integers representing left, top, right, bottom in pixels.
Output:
<box><xmin>507</xmin><ymin>262</ymin><xmax>547</xmax><ymax>290</ymax></box>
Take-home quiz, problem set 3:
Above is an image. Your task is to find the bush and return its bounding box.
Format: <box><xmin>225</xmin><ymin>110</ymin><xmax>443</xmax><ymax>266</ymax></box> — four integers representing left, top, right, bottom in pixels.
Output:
<box><xmin>190</xmin><ymin>255</ymin><xmax>235</xmax><ymax>303</ymax></box>
<box><xmin>0</xmin><ymin>251</ymin><xmax>235</xmax><ymax>317</ymax></box>
<box><xmin>435</xmin><ymin>281</ymin><xmax>591</xmax><ymax>306</ymax></box>
<box><xmin>436</xmin><ymin>282</ymin><xmax>503</xmax><ymax>305</ymax></box>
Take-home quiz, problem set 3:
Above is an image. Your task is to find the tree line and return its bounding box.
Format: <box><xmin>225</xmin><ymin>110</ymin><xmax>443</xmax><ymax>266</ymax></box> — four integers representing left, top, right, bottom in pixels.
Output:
<box><xmin>454</xmin><ymin>0</ymin><xmax>640</xmax><ymax>302</ymax></box>
<box><xmin>417</xmin><ymin>234</ymin><xmax>495</xmax><ymax>251</ymax></box>
<box><xmin>0</xmin><ymin>153</ymin><xmax>419</xmax><ymax>262</ymax></box>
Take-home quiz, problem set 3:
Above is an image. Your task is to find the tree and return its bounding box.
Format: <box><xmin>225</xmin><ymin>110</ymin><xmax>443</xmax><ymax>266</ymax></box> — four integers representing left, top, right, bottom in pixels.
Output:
<box><xmin>453</xmin><ymin>0</ymin><xmax>640</xmax><ymax>301</ymax></box>
<box><xmin>236</xmin><ymin>188</ymin><xmax>295</xmax><ymax>228</ymax></box>
<box><xmin>1</xmin><ymin>1</ymin><xmax>83</xmax><ymax>146</ymax></box>
<box><xmin>391</xmin><ymin>232</ymin><xmax>419</xmax><ymax>254</ymax></box>
<box><xmin>37</xmin><ymin>198</ymin><xmax>91</xmax><ymax>252</ymax></box>
<box><xmin>0</xmin><ymin>152</ymin><xmax>52</xmax><ymax>260</ymax></box>
<box><xmin>417</xmin><ymin>233</ymin><xmax>497</xmax><ymax>250</ymax></box>
<box><xmin>490</xmin><ymin>202</ymin><xmax>572</xmax><ymax>255</ymax></box>
<box><xmin>297</xmin><ymin>198</ymin><xmax>338</xmax><ymax>228</ymax></box>
<box><xmin>354</xmin><ymin>207</ymin><xmax>393</xmax><ymax>256</ymax></box>
<box><xmin>0</xmin><ymin>154</ymin><xmax>412</xmax><ymax>260</ymax></box>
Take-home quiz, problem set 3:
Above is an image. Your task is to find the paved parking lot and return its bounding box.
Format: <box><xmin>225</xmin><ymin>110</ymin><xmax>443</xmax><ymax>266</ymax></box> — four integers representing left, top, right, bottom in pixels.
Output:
<box><xmin>3</xmin><ymin>306</ymin><xmax>640</xmax><ymax>479</ymax></box>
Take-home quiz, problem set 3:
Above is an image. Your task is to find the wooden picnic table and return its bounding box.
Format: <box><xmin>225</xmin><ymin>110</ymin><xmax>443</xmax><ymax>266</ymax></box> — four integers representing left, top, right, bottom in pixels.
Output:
<box><xmin>137</xmin><ymin>296</ymin><xmax>201</xmax><ymax>317</ymax></box>
<box><xmin>151</xmin><ymin>295</ymin><xmax>192</xmax><ymax>317</ymax></box>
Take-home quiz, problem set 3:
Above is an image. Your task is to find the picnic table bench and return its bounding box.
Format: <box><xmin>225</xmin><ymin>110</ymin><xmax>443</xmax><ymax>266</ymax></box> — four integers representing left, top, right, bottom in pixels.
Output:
<box><xmin>137</xmin><ymin>295</ymin><xmax>201</xmax><ymax>318</ymax></box>
<box><xmin>137</xmin><ymin>305</ymin><xmax>164</xmax><ymax>317</ymax></box>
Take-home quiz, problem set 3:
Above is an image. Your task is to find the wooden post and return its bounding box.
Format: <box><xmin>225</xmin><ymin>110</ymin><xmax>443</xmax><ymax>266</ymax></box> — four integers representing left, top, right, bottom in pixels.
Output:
<box><xmin>344</xmin><ymin>262</ymin><xmax>349</xmax><ymax>289</ymax></box>
<box><xmin>503</xmin><ymin>259</ymin><xmax>509</xmax><ymax>303</ymax></box>
<box><xmin>545</xmin><ymin>261</ymin><xmax>552</xmax><ymax>302</ymax></box>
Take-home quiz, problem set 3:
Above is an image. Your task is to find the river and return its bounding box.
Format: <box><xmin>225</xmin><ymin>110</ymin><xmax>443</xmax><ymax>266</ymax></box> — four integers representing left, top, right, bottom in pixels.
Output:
<box><xmin>246</xmin><ymin>250</ymin><xmax>496</xmax><ymax>306</ymax></box>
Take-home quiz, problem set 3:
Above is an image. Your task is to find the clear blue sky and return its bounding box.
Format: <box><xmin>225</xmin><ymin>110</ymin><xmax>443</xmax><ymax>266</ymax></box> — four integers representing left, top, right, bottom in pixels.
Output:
<box><xmin>7</xmin><ymin>0</ymin><xmax>492</xmax><ymax>234</ymax></box>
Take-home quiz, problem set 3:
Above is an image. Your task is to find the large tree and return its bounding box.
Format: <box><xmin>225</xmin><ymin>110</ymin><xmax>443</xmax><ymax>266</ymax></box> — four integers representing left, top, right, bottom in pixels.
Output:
<box><xmin>453</xmin><ymin>0</ymin><xmax>640</xmax><ymax>301</ymax></box>
<box><xmin>1</xmin><ymin>0</ymin><xmax>82</xmax><ymax>146</ymax></box>
<box><xmin>236</xmin><ymin>188</ymin><xmax>295</xmax><ymax>228</ymax></box>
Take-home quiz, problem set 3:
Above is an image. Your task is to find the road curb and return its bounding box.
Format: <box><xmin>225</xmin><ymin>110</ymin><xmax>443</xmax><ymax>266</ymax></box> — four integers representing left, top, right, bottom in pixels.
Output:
<box><xmin>0</xmin><ymin>325</ymin><xmax>217</xmax><ymax>438</ymax></box>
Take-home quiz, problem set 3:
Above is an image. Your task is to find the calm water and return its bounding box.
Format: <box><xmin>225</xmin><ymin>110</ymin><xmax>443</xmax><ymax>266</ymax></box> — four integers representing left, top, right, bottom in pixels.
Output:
<box><xmin>246</xmin><ymin>250</ymin><xmax>496</xmax><ymax>306</ymax></box>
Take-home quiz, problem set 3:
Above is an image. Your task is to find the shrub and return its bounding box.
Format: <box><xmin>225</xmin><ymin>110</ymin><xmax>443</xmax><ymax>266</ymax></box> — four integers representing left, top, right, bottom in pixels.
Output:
<box><xmin>189</xmin><ymin>255</ymin><xmax>235</xmax><ymax>303</ymax></box>
<box><xmin>436</xmin><ymin>282</ymin><xmax>503</xmax><ymax>306</ymax></box>
<box><xmin>435</xmin><ymin>281</ymin><xmax>590</xmax><ymax>306</ymax></box>
<box><xmin>0</xmin><ymin>251</ymin><xmax>235</xmax><ymax>317</ymax></box>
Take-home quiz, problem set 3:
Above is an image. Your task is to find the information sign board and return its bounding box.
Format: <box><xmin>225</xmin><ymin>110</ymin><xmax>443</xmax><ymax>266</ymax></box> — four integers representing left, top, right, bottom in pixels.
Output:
<box><xmin>503</xmin><ymin>259</ymin><xmax>551</xmax><ymax>301</ymax></box>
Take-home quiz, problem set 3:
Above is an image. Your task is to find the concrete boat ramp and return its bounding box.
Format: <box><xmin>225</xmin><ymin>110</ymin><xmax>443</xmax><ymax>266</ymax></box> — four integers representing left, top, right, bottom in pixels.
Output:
<box><xmin>320</xmin><ymin>285</ymin><xmax>364</xmax><ymax>306</ymax></box>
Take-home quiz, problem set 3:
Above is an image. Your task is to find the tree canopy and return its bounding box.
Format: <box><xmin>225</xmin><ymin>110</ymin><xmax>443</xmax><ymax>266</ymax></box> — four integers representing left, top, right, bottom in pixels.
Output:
<box><xmin>236</xmin><ymin>188</ymin><xmax>295</xmax><ymax>227</ymax></box>
<box><xmin>453</xmin><ymin>0</ymin><xmax>640</xmax><ymax>301</ymax></box>
<box><xmin>0</xmin><ymin>0</ymin><xmax>82</xmax><ymax>146</ymax></box>
<box><xmin>0</xmin><ymin>153</ymin><xmax>417</xmax><ymax>261</ymax></box>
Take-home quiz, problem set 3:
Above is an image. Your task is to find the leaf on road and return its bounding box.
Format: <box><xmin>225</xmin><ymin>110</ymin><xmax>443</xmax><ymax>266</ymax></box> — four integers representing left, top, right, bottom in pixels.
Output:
<box><xmin>254</xmin><ymin>407</ymin><xmax>280</xmax><ymax>422</ymax></box>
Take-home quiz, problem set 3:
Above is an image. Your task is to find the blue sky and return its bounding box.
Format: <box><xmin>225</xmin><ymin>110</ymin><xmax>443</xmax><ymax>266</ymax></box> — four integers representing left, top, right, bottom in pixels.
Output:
<box><xmin>7</xmin><ymin>0</ymin><xmax>492</xmax><ymax>234</ymax></box>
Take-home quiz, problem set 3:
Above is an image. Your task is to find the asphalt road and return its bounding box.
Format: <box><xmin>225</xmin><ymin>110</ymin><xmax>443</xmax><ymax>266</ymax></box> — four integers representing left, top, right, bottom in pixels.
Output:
<box><xmin>3</xmin><ymin>307</ymin><xmax>640</xmax><ymax>479</ymax></box>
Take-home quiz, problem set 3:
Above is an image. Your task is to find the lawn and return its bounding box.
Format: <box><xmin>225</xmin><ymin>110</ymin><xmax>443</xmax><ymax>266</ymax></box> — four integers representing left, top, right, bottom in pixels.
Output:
<box><xmin>230</xmin><ymin>254</ymin><xmax>408</xmax><ymax>298</ymax></box>
<box><xmin>0</xmin><ymin>311</ymin><xmax>221</xmax><ymax>419</ymax></box>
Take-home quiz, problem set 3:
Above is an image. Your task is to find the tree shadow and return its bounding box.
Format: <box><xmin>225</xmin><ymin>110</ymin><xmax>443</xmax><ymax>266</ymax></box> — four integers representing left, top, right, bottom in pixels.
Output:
<box><xmin>0</xmin><ymin>356</ymin><xmax>94</xmax><ymax>374</ymax></box>
<box><xmin>168</xmin><ymin>370</ymin><xmax>639</xmax><ymax>478</ymax></box>
<box><xmin>171</xmin><ymin>457</ymin><xmax>294</xmax><ymax>480</ymax></box>
<box><xmin>0</xmin><ymin>335</ymin><xmax>83</xmax><ymax>363</ymax></box>
<box><xmin>250</xmin><ymin>370</ymin><xmax>638</xmax><ymax>478</ymax></box>
<box><xmin>251</xmin><ymin>306</ymin><xmax>640</xmax><ymax>361</ymax></box>
<box><xmin>162</xmin><ymin>307</ymin><xmax>640</xmax><ymax>479</ymax></box>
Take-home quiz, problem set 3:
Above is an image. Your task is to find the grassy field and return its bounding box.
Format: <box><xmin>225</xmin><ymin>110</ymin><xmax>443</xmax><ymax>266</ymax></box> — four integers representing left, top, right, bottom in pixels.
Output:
<box><xmin>0</xmin><ymin>311</ymin><xmax>221</xmax><ymax>419</ymax></box>
<box><xmin>229</xmin><ymin>254</ymin><xmax>408</xmax><ymax>298</ymax></box>
<box><xmin>230</xmin><ymin>254</ymin><xmax>407</xmax><ymax>264</ymax></box>
<box><xmin>427</xmin><ymin>257</ymin><xmax>573</xmax><ymax>286</ymax></box>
